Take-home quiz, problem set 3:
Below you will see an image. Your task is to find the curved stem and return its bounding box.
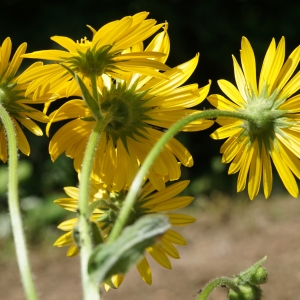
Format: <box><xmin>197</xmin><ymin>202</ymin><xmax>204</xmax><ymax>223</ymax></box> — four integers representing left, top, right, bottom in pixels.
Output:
<box><xmin>107</xmin><ymin>109</ymin><xmax>248</xmax><ymax>243</ymax></box>
<box><xmin>197</xmin><ymin>277</ymin><xmax>239</xmax><ymax>300</ymax></box>
<box><xmin>0</xmin><ymin>104</ymin><xmax>38</xmax><ymax>300</ymax></box>
<box><xmin>78</xmin><ymin>119</ymin><xmax>107</xmax><ymax>300</ymax></box>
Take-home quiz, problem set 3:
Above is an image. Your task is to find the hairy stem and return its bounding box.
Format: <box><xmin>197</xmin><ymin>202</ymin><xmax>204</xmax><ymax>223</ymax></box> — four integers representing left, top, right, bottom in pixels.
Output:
<box><xmin>78</xmin><ymin>119</ymin><xmax>107</xmax><ymax>300</ymax></box>
<box><xmin>107</xmin><ymin>109</ymin><xmax>249</xmax><ymax>242</ymax></box>
<box><xmin>0</xmin><ymin>104</ymin><xmax>38</xmax><ymax>300</ymax></box>
<box><xmin>198</xmin><ymin>276</ymin><xmax>239</xmax><ymax>300</ymax></box>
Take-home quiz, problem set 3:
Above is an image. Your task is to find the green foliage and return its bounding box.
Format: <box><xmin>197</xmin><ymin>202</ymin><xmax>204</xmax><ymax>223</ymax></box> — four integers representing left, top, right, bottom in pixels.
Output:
<box><xmin>88</xmin><ymin>214</ymin><xmax>170</xmax><ymax>285</ymax></box>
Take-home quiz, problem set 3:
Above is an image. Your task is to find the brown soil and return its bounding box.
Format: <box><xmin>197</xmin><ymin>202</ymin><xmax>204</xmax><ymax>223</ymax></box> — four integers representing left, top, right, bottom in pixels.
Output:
<box><xmin>1</xmin><ymin>193</ymin><xmax>300</xmax><ymax>300</ymax></box>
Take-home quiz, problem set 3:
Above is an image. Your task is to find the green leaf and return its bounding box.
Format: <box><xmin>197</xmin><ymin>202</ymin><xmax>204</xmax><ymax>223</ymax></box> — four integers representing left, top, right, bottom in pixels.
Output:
<box><xmin>88</xmin><ymin>214</ymin><xmax>170</xmax><ymax>283</ymax></box>
<box><xmin>59</xmin><ymin>63</ymin><xmax>101</xmax><ymax>120</ymax></box>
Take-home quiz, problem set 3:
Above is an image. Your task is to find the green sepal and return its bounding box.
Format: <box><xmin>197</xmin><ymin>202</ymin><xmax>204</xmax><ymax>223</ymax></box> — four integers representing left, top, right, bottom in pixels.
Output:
<box><xmin>59</xmin><ymin>63</ymin><xmax>101</xmax><ymax>120</ymax></box>
<box><xmin>88</xmin><ymin>214</ymin><xmax>170</xmax><ymax>284</ymax></box>
<box><xmin>234</xmin><ymin>256</ymin><xmax>267</xmax><ymax>285</ymax></box>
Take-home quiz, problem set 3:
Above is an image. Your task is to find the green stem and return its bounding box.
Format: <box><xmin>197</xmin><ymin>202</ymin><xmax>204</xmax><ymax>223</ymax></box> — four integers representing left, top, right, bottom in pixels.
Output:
<box><xmin>107</xmin><ymin>109</ymin><xmax>250</xmax><ymax>243</ymax></box>
<box><xmin>0</xmin><ymin>104</ymin><xmax>38</xmax><ymax>300</ymax></box>
<box><xmin>197</xmin><ymin>277</ymin><xmax>239</xmax><ymax>300</ymax></box>
<box><xmin>78</xmin><ymin>119</ymin><xmax>107</xmax><ymax>300</ymax></box>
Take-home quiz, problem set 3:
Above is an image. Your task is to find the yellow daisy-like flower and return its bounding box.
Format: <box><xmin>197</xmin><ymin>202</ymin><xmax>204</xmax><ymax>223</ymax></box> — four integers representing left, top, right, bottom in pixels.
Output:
<box><xmin>53</xmin><ymin>178</ymin><xmax>195</xmax><ymax>288</ymax></box>
<box><xmin>0</xmin><ymin>37</ymin><xmax>48</xmax><ymax>162</ymax></box>
<box><xmin>18</xmin><ymin>12</ymin><xmax>170</xmax><ymax>99</ymax></box>
<box><xmin>48</xmin><ymin>53</ymin><xmax>213</xmax><ymax>191</ymax></box>
<box><xmin>208</xmin><ymin>36</ymin><xmax>300</xmax><ymax>199</ymax></box>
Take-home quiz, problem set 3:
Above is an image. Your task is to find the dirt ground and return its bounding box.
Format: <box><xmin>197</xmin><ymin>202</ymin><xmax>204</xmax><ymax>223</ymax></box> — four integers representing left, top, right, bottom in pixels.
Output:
<box><xmin>1</xmin><ymin>192</ymin><xmax>300</xmax><ymax>300</ymax></box>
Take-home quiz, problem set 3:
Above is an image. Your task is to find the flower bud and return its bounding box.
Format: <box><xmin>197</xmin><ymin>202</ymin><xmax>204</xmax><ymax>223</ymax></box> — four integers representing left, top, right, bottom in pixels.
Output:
<box><xmin>228</xmin><ymin>283</ymin><xmax>262</xmax><ymax>300</ymax></box>
<box><xmin>249</xmin><ymin>266</ymin><xmax>268</xmax><ymax>285</ymax></box>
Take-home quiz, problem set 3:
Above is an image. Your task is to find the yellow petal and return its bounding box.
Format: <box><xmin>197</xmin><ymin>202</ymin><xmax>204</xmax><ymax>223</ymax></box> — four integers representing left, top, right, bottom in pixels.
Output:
<box><xmin>14</xmin><ymin>119</ymin><xmax>30</xmax><ymax>156</ymax></box>
<box><xmin>139</xmin><ymin>54</ymin><xmax>199</xmax><ymax>95</ymax></box>
<box><xmin>241</xmin><ymin>37</ymin><xmax>258</xmax><ymax>96</ymax></box>
<box><xmin>51</xmin><ymin>36</ymin><xmax>81</xmax><ymax>53</ymax></box>
<box><xmin>67</xmin><ymin>244</ymin><xmax>79</xmax><ymax>257</ymax></box>
<box><xmin>166</xmin><ymin>213</ymin><xmax>196</xmax><ymax>225</ymax></box>
<box><xmin>145</xmin><ymin>25</ymin><xmax>170</xmax><ymax>63</ymax></box>
<box><xmin>272</xmin><ymin>45</ymin><xmax>300</xmax><ymax>93</ymax></box>
<box><xmin>147</xmin><ymin>245</ymin><xmax>171</xmax><ymax>269</ymax></box>
<box><xmin>275</xmin><ymin>129</ymin><xmax>300</xmax><ymax>158</ymax></box>
<box><xmin>232</xmin><ymin>55</ymin><xmax>248</xmax><ymax>101</ymax></box>
<box><xmin>228</xmin><ymin>142</ymin><xmax>247</xmax><ymax>174</ymax></box>
<box><xmin>57</xmin><ymin>218</ymin><xmax>78</xmax><ymax>231</ymax></box>
<box><xmin>279</xmin><ymin>94</ymin><xmax>300</xmax><ymax>112</ymax></box>
<box><xmin>148</xmin><ymin>128</ymin><xmax>193</xmax><ymax>167</ymax></box>
<box><xmin>112</xmin><ymin>139</ymin><xmax>128</xmax><ymax>191</ymax></box>
<box><xmin>0</xmin><ymin>127</ymin><xmax>8</xmax><ymax>163</ymax></box>
<box><xmin>114</xmin><ymin>21</ymin><xmax>163</xmax><ymax>51</ymax></box>
<box><xmin>267</xmin><ymin>37</ymin><xmax>285</xmax><ymax>95</ymax></box>
<box><xmin>136</xmin><ymin>257</ymin><xmax>152</xmax><ymax>285</ymax></box>
<box><xmin>278</xmin><ymin>70</ymin><xmax>300</xmax><ymax>99</ymax></box>
<box><xmin>163</xmin><ymin>229</ymin><xmax>187</xmax><ymax>245</ymax></box>
<box><xmin>159</xmin><ymin>239</ymin><xmax>180</xmax><ymax>259</ymax></box>
<box><xmin>248</xmin><ymin>139</ymin><xmax>262</xmax><ymax>200</ymax></box>
<box><xmin>261</xmin><ymin>143</ymin><xmax>272</xmax><ymax>199</ymax></box>
<box><xmin>218</xmin><ymin>79</ymin><xmax>246</xmax><ymax>106</ymax></box>
<box><xmin>259</xmin><ymin>38</ymin><xmax>276</xmax><ymax>93</ymax></box>
<box><xmin>145</xmin><ymin>196</ymin><xmax>194</xmax><ymax>212</ymax></box>
<box><xmin>53</xmin><ymin>231</ymin><xmax>73</xmax><ymax>247</ymax></box>
<box><xmin>142</xmin><ymin>180</ymin><xmax>189</xmax><ymax>202</ymax></box>
<box><xmin>5</xmin><ymin>42</ymin><xmax>26</xmax><ymax>78</ymax></box>
<box><xmin>271</xmin><ymin>141</ymin><xmax>298</xmax><ymax>197</ymax></box>
<box><xmin>237</xmin><ymin>143</ymin><xmax>254</xmax><ymax>192</ymax></box>
<box><xmin>277</xmin><ymin>139</ymin><xmax>300</xmax><ymax>179</ymax></box>
<box><xmin>221</xmin><ymin>134</ymin><xmax>243</xmax><ymax>163</ymax></box>
<box><xmin>110</xmin><ymin>274</ymin><xmax>124</xmax><ymax>288</ymax></box>
<box><xmin>160</xmin><ymin>148</ymin><xmax>181</xmax><ymax>180</ymax></box>
<box><xmin>22</xmin><ymin>49</ymin><xmax>72</xmax><ymax>61</ymax></box>
<box><xmin>210</xmin><ymin>123</ymin><xmax>243</xmax><ymax>140</ymax></box>
<box><xmin>0</xmin><ymin>37</ymin><xmax>12</xmax><ymax>77</ymax></box>
<box><xmin>54</xmin><ymin>198</ymin><xmax>78</xmax><ymax>212</ymax></box>
<box><xmin>15</xmin><ymin>117</ymin><xmax>43</xmax><ymax>136</ymax></box>
<box><xmin>207</xmin><ymin>94</ymin><xmax>241</xmax><ymax>112</ymax></box>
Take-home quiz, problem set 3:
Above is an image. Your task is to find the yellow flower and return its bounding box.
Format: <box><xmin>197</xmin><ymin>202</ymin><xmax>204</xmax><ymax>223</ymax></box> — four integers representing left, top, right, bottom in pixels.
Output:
<box><xmin>208</xmin><ymin>37</ymin><xmax>300</xmax><ymax>199</ymax></box>
<box><xmin>53</xmin><ymin>178</ymin><xmax>195</xmax><ymax>288</ymax></box>
<box><xmin>0</xmin><ymin>37</ymin><xmax>48</xmax><ymax>162</ymax></box>
<box><xmin>48</xmin><ymin>52</ymin><xmax>213</xmax><ymax>191</ymax></box>
<box><xmin>18</xmin><ymin>12</ymin><xmax>170</xmax><ymax>99</ymax></box>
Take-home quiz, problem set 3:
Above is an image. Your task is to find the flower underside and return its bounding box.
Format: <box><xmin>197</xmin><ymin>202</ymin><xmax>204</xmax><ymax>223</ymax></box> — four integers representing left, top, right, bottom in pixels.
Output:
<box><xmin>236</xmin><ymin>84</ymin><xmax>291</xmax><ymax>151</ymax></box>
<box><xmin>87</xmin><ymin>79</ymin><xmax>154</xmax><ymax>151</ymax></box>
<box><xmin>68</xmin><ymin>44</ymin><xmax>122</xmax><ymax>77</ymax></box>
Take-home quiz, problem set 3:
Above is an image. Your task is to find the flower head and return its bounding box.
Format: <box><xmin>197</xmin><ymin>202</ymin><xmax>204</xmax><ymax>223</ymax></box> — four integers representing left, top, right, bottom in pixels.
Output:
<box><xmin>53</xmin><ymin>178</ymin><xmax>195</xmax><ymax>288</ymax></box>
<box><xmin>0</xmin><ymin>37</ymin><xmax>48</xmax><ymax>162</ymax></box>
<box><xmin>18</xmin><ymin>12</ymin><xmax>170</xmax><ymax>99</ymax></box>
<box><xmin>208</xmin><ymin>37</ymin><xmax>300</xmax><ymax>199</ymax></box>
<box><xmin>48</xmin><ymin>51</ymin><xmax>213</xmax><ymax>191</ymax></box>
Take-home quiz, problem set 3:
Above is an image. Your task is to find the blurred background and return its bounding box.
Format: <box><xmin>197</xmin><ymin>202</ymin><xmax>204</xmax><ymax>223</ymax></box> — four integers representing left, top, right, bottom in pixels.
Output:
<box><xmin>0</xmin><ymin>0</ymin><xmax>300</xmax><ymax>299</ymax></box>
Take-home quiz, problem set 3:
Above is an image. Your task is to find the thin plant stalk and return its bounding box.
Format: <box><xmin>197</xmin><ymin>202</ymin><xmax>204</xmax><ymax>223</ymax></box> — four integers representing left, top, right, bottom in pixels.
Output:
<box><xmin>78</xmin><ymin>118</ymin><xmax>109</xmax><ymax>300</ymax></box>
<box><xmin>0</xmin><ymin>103</ymin><xmax>38</xmax><ymax>300</ymax></box>
<box><xmin>107</xmin><ymin>109</ymin><xmax>253</xmax><ymax>243</ymax></box>
<box><xmin>197</xmin><ymin>277</ymin><xmax>239</xmax><ymax>300</ymax></box>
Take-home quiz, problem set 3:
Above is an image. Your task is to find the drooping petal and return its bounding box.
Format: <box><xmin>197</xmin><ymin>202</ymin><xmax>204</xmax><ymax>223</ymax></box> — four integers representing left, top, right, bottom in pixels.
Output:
<box><xmin>271</xmin><ymin>141</ymin><xmax>298</xmax><ymax>197</ymax></box>
<box><xmin>248</xmin><ymin>139</ymin><xmax>262</xmax><ymax>200</ymax></box>
<box><xmin>136</xmin><ymin>257</ymin><xmax>152</xmax><ymax>285</ymax></box>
